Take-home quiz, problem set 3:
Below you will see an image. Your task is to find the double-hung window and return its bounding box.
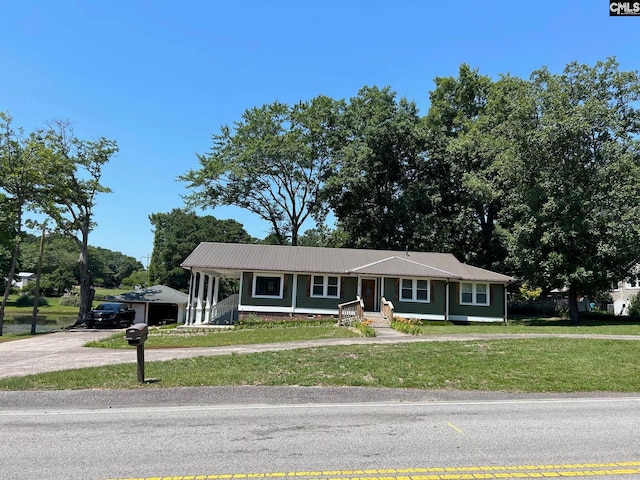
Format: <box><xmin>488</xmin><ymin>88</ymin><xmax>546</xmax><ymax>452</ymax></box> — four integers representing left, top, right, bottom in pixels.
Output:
<box><xmin>460</xmin><ymin>282</ymin><xmax>489</xmax><ymax>305</ymax></box>
<box><xmin>400</xmin><ymin>278</ymin><xmax>430</xmax><ymax>302</ymax></box>
<box><xmin>253</xmin><ymin>274</ymin><xmax>284</xmax><ymax>298</ymax></box>
<box><xmin>311</xmin><ymin>275</ymin><xmax>340</xmax><ymax>298</ymax></box>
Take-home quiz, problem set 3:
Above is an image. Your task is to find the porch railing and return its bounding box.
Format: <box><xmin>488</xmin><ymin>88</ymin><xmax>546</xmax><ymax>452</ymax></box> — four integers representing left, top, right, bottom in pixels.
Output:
<box><xmin>208</xmin><ymin>293</ymin><xmax>239</xmax><ymax>325</ymax></box>
<box><xmin>338</xmin><ymin>297</ymin><xmax>364</xmax><ymax>326</ymax></box>
<box><xmin>381</xmin><ymin>297</ymin><xmax>394</xmax><ymax>321</ymax></box>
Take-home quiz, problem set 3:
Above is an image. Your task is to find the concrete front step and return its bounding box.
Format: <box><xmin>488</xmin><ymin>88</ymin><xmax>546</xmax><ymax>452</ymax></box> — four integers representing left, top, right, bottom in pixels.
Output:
<box><xmin>363</xmin><ymin>312</ymin><xmax>391</xmax><ymax>329</ymax></box>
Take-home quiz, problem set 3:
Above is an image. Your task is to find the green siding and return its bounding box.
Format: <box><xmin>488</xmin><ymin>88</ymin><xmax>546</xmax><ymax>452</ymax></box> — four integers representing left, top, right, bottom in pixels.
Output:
<box><xmin>449</xmin><ymin>282</ymin><xmax>505</xmax><ymax>318</ymax></box>
<box><xmin>383</xmin><ymin>278</ymin><xmax>447</xmax><ymax>316</ymax></box>
<box><xmin>241</xmin><ymin>272</ymin><xmax>294</xmax><ymax>308</ymax></box>
<box><xmin>295</xmin><ymin>275</ymin><xmax>358</xmax><ymax>309</ymax></box>
<box><xmin>239</xmin><ymin>271</ymin><xmax>506</xmax><ymax>319</ymax></box>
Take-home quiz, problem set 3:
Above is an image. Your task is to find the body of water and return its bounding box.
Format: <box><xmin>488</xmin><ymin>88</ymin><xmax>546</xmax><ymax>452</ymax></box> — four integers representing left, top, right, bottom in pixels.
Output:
<box><xmin>1</xmin><ymin>314</ymin><xmax>78</xmax><ymax>335</ymax></box>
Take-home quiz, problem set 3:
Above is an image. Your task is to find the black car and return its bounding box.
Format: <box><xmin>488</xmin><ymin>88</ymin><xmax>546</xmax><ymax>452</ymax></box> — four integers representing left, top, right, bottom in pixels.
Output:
<box><xmin>86</xmin><ymin>302</ymin><xmax>136</xmax><ymax>328</ymax></box>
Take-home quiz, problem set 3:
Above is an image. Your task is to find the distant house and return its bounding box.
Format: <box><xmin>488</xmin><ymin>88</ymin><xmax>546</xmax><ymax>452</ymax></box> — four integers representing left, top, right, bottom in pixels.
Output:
<box><xmin>180</xmin><ymin>243</ymin><xmax>515</xmax><ymax>325</ymax></box>
<box><xmin>12</xmin><ymin>272</ymin><xmax>36</xmax><ymax>289</ymax></box>
<box><xmin>611</xmin><ymin>271</ymin><xmax>640</xmax><ymax>316</ymax></box>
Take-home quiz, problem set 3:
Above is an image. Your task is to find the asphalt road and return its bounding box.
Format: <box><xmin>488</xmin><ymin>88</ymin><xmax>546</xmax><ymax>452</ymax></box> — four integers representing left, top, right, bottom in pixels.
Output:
<box><xmin>2</xmin><ymin>330</ymin><xmax>640</xmax><ymax>479</ymax></box>
<box><xmin>1</xmin><ymin>387</ymin><xmax>639</xmax><ymax>480</ymax></box>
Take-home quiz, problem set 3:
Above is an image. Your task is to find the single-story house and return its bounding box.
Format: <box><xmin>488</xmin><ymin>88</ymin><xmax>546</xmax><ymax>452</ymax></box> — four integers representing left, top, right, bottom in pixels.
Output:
<box><xmin>108</xmin><ymin>285</ymin><xmax>188</xmax><ymax>325</ymax></box>
<box><xmin>180</xmin><ymin>243</ymin><xmax>515</xmax><ymax>325</ymax></box>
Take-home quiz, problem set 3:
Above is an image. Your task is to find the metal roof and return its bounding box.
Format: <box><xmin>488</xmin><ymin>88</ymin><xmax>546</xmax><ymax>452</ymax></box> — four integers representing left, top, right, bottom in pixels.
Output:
<box><xmin>109</xmin><ymin>285</ymin><xmax>189</xmax><ymax>304</ymax></box>
<box><xmin>181</xmin><ymin>243</ymin><xmax>514</xmax><ymax>283</ymax></box>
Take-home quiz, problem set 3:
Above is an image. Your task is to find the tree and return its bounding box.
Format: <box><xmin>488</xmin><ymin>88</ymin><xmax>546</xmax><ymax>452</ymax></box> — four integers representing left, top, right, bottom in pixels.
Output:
<box><xmin>421</xmin><ymin>65</ymin><xmax>526</xmax><ymax>270</ymax></box>
<box><xmin>503</xmin><ymin>58</ymin><xmax>640</xmax><ymax>323</ymax></box>
<box><xmin>120</xmin><ymin>269</ymin><xmax>149</xmax><ymax>289</ymax></box>
<box><xmin>149</xmin><ymin>208</ymin><xmax>252</xmax><ymax>291</ymax></box>
<box><xmin>20</xmin><ymin>232</ymin><xmax>140</xmax><ymax>295</ymax></box>
<box><xmin>38</xmin><ymin>121</ymin><xmax>119</xmax><ymax>322</ymax></box>
<box><xmin>0</xmin><ymin>113</ymin><xmax>46</xmax><ymax>335</ymax></box>
<box><xmin>322</xmin><ymin>86</ymin><xmax>428</xmax><ymax>249</ymax></box>
<box><xmin>180</xmin><ymin>96</ymin><xmax>341</xmax><ymax>245</ymax></box>
<box><xmin>87</xmin><ymin>246</ymin><xmax>142</xmax><ymax>288</ymax></box>
<box><xmin>298</xmin><ymin>224</ymin><xmax>347</xmax><ymax>248</ymax></box>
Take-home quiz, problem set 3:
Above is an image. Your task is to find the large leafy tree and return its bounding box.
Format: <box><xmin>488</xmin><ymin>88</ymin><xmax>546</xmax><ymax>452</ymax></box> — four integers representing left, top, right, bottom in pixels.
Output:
<box><xmin>19</xmin><ymin>233</ymin><xmax>79</xmax><ymax>296</ymax></box>
<box><xmin>0</xmin><ymin>193</ymin><xmax>14</xmax><ymax>296</ymax></box>
<box><xmin>19</xmin><ymin>233</ymin><xmax>141</xmax><ymax>294</ymax></box>
<box><xmin>38</xmin><ymin>121</ymin><xmax>119</xmax><ymax>322</ymax></box>
<box><xmin>180</xmin><ymin>96</ymin><xmax>340</xmax><ymax>246</ymax></box>
<box><xmin>0</xmin><ymin>113</ymin><xmax>46</xmax><ymax>335</ymax></box>
<box><xmin>149</xmin><ymin>208</ymin><xmax>252</xmax><ymax>291</ymax></box>
<box><xmin>87</xmin><ymin>247</ymin><xmax>142</xmax><ymax>288</ymax></box>
<box><xmin>503</xmin><ymin>58</ymin><xmax>640</xmax><ymax>323</ymax></box>
<box><xmin>322</xmin><ymin>86</ymin><xmax>428</xmax><ymax>249</ymax></box>
<box><xmin>422</xmin><ymin>65</ymin><xmax>525</xmax><ymax>270</ymax></box>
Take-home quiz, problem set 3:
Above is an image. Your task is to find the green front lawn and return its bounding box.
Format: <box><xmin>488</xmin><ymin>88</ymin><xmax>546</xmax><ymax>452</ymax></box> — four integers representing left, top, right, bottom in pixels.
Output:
<box><xmin>1</xmin><ymin>337</ymin><xmax>638</xmax><ymax>392</ymax></box>
<box><xmin>87</xmin><ymin>322</ymin><xmax>361</xmax><ymax>349</ymax></box>
<box><xmin>392</xmin><ymin>315</ymin><xmax>640</xmax><ymax>336</ymax></box>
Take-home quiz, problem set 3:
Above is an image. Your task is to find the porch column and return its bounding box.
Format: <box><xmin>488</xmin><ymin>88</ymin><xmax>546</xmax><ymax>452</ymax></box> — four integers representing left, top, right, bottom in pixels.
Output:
<box><xmin>291</xmin><ymin>273</ymin><xmax>298</xmax><ymax>314</ymax></box>
<box><xmin>195</xmin><ymin>271</ymin><xmax>205</xmax><ymax>325</ymax></box>
<box><xmin>204</xmin><ymin>274</ymin><xmax>214</xmax><ymax>324</ymax></box>
<box><xmin>504</xmin><ymin>284</ymin><xmax>508</xmax><ymax>323</ymax></box>
<box><xmin>445</xmin><ymin>281</ymin><xmax>450</xmax><ymax>322</ymax></box>
<box><xmin>187</xmin><ymin>270</ymin><xmax>196</xmax><ymax>325</ymax></box>
<box><xmin>212</xmin><ymin>276</ymin><xmax>220</xmax><ymax>313</ymax></box>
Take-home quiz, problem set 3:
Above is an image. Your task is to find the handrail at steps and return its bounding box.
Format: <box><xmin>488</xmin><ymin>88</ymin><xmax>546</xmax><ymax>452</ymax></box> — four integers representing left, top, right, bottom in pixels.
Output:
<box><xmin>338</xmin><ymin>296</ymin><xmax>364</xmax><ymax>326</ymax></box>
<box><xmin>381</xmin><ymin>297</ymin><xmax>394</xmax><ymax>321</ymax></box>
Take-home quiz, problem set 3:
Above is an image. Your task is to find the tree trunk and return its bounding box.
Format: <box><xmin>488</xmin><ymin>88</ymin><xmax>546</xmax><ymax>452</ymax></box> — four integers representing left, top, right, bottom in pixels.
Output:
<box><xmin>568</xmin><ymin>284</ymin><xmax>580</xmax><ymax>325</ymax></box>
<box><xmin>0</xmin><ymin>242</ymin><xmax>20</xmax><ymax>337</ymax></box>
<box><xmin>77</xmin><ymin>226</ymin><xmax>93</xmax><ymax>323</ymax></box>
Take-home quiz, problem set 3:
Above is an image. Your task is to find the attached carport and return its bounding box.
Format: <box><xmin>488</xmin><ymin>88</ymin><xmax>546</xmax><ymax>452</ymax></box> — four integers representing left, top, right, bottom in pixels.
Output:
<box><xmin>109</xmin><ymin>285</ymin><xmax>188</xmax><ymax>326</ymax></box>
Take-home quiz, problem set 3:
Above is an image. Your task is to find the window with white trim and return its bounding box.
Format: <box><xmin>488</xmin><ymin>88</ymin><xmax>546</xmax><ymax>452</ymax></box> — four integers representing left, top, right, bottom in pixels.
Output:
<box><xmin>253</xmin><ymin>274</ymin><xmax>284</xmax><ymax>298</ymax></box>
<box><xmin>460</xmin><ymin>282</ymin><xmax>489</xmax><ymax>305</ymax></box>
<box><xmin>311</xmin><ymin>275</ymin><xmax>340</xmax><ymax>298</ymax></box>
<box><xmin>400</xmin><ymin>278</ymin><xmax>430</xmax><ymax>302</ymax></box>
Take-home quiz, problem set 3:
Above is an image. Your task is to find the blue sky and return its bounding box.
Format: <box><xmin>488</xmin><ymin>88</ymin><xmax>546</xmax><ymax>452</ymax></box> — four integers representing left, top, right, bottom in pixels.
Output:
<box><xmin>1</xmin><ymin>0</ymin><xmax>637</xmax><ymax>264</ymax></box>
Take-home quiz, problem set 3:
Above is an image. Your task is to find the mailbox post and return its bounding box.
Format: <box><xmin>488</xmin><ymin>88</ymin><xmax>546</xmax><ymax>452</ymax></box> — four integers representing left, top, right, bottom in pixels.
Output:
<box><xmin>125</xmin><ymin>323</ymin><xmax>148</xmax><ymax>383</ymax></box>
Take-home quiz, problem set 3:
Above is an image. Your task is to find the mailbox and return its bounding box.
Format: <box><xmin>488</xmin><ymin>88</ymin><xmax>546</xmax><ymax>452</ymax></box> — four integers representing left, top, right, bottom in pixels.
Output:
<box><xmin>125</xmin><ymin>323</ymin><xmax>148</xmax><ymax>346</ymax></box>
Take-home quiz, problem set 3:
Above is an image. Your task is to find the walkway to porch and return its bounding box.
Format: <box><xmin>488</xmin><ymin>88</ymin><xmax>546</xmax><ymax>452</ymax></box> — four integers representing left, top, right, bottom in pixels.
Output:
<box><xmin>363</xmin><ymin>311</ymin><xmax>406</xmax><ymax>338</ymax></box>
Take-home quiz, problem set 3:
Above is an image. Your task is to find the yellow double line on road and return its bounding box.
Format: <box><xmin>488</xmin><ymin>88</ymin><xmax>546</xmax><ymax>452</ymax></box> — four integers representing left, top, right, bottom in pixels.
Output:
<box><xmin>108</xmin><ymin>461</ymin><xmax>640</xmax><ymax>480</ymax></box>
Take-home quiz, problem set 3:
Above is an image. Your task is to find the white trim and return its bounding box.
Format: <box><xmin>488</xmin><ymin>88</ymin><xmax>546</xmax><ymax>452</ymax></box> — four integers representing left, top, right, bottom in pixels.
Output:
<box><xmin>292</xmin><ymin>273</ymin><xmax>298</xmax><ymax>310</ymax></box>
<box><xmin>394</xmin><ymin>312</ymin><xmax>446</xmax><ymax>321</ymax></box>
<box><xmin>252</xmin><ymin>273</ymin><xmax>284</xmax><ymax>299</ymax></box>
<box><xmin>310</xmin><ymin>274</ymin><xmax>340</xmax><ymax>298</ymax></box>
<box><xmin>393</xmin><ymin>312</ymin><xmax>503</xmax><ymax>323</ymax></box>
<box><xmin>448</xmin><ymin>314</ymin><xmax>503</xmax><ymax>323</ymax></box>
<box><xmin>239</xmin><ymin>305</ymin><xmax>337</xmax><ymax>316</ymax></box>
<box><xmin>399</xmin><ymin>277</ymin><xmax>430</xmax><ymax>303</ymax></box>
<box><xmin>348</xmin><ymin>255</ymin><xmax>458</xmax><ymax>277</ymax></box>
<box><xmin>445</xmin><ymin>281</ymin><xmax>450</xmax><ymax>322</ymax></box>
<box><xmin>459</xmin><ymin>282</ymin><xmax>489</xmax><ymax>306</ymax></box>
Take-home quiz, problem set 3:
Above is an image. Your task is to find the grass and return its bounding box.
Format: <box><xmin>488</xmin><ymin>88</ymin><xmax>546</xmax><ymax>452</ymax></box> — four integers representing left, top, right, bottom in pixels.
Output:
<box><xmin>0</xmin><ymin>337</ymin><xmax>638</xmax><ymax>392</ymax></box>
<box><xmin>87</xmin><ymin>322</ymin><xmax>362</xmax><ymax>349</ymax></box>
<box><xmin>402</xmin><ymin>315</ymin><xmax>640</xmax><ymax>336</ymax></box>
<box><xmin>1</xmin><ymin>313</ymin><xmax>640</xmax><ymax>392</ymax></box>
